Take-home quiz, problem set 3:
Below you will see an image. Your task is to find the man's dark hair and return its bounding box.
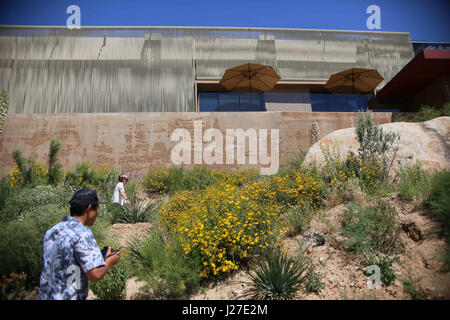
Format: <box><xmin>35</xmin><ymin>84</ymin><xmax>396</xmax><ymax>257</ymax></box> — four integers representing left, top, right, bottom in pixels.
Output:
<box><xmin>70</xmin><ymin>205</ymin><xmax>87</xmax><ymax>217</ymax></box>
<box><xmin>70</xmin><ymin>204</ymin><xmax>99</xmax><ymax>217</ymax></box>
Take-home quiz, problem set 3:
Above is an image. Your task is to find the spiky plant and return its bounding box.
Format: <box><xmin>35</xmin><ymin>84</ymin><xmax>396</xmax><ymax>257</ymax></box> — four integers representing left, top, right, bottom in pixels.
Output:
<box><xmin>114</xmin><ymin>200</ymin><xmax>159</xmax><ymax>224</ymax></box>
<box><xmin>245</xmin><ymin>248</ymin><xmax>308</xmax><ymax>300</ymax></box>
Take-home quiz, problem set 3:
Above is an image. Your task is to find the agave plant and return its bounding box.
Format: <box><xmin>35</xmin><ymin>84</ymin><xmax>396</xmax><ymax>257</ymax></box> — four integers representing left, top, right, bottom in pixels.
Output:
<box><xmin>245</xmin><ymin>248</ymin><xmax>308</xmax><ymax>300</ymax></box>
<box><xmin>115</xmin><ymin>200</ymin><xmax>159</xmax><ymax>224</ymax></box>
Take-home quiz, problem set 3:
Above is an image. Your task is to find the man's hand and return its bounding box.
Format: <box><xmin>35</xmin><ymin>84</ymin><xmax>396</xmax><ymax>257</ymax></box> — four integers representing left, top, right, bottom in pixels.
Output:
<box><xmin>104</xmin><ymin>247</ymin><xmax>121</xmax><ymax>266</ymax></box>
<box><xmin>86</xmin><ymin>248</ymin><xmax>121</xmax><ymax>283</ymax></box>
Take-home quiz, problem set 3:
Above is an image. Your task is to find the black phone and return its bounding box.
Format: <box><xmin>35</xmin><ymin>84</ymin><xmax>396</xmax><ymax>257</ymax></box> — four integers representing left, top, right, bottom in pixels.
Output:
<box><xmin>100</xmin><ymin>246</ymin><xmax>121</xmax><ymax>259</ymax></box>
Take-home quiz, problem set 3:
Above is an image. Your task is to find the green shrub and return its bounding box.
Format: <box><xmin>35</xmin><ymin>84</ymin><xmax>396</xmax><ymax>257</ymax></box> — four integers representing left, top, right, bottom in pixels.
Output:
<box><xmin>401</xmin><ymin>271</ymin><xmax>426</xmax><ymax>300</ymax></box>
<box><xmin>355</xmin><ymin>110</ymin><xmax>400</xmax><ymax>185</ymax></box>
<box><xmin>10</xmin><ymin>139</ymin><xmax>65</xmax><ymax>188</ymax></box>
<box><xmin>397</xmin><ymin>162</ymin><xmax>431</xmax><ymax>201</ymax></box>
<box><xmin>244</xmin><ymin>247</ymin><xmax>308</xmax><ymax>300</ymax></box>
<box><xmin>442</xmin><ymin>102</ymin><xmax>450</xmax><ymax>116</ymax></box>
<box><xmin>277</xmin><ymin>151</ymin><xmax>306</xmax><ymax>177</ymax></box>
<box><xmin>64</xmin><ymin>163</ymin><xmax>118</xmax><ymax>194</ymax></box>
<box><xmin>1</xmin><ymin>185</ymin><xmax>75</xmax><ymax>221</ymax></box>
<box><xmin>0</xmin><ymin>204</ymin><xmax>67</xmax><ymax>286</ymax></box>
<box><xmin>340</xmin><ymin>201</ymin><xmax>400</xmax><ymax>255</ymax></box>
<box><xmin>303</xmin><ymin>269</ymin><xmax>324</xmax><ymax>294</ymax></box>
<box><xmin>89</xmin><ymin>257</ymin><xmax>131</xmax><ymax>300</ymax></box>
<box><xmin>426</xmin><ymin>170</ymin><xmax>450</xmax><ymax>237</ymax></box>
<box><xmin>181</xmin><ymin>166</ymin><xmax>215</xmax><ymax>191</ymax></box>
<box><xmin>0</xmin><ymin>191</ymin><xmax>109</xmax><ymax>288</ymax></box>
<box><xmin>296</xmin><ymin>247</ymin><xmax>324</xmax><ymax>294</ymax></box>
<box><xmin>424</xmin><ymin>170</ymin><xmax>450</xmax><ymax>269</ymax></box>
<box><xmin>64</xmin><ymin>162</ymin><xmax>93</xmax><ymax>187</ymax></box>
<box><xmin>143</xmin><ymin>167</ymin><xmax>184</xmax><ymax>195</ymax></box>
<box><xmin>11</xmin><ymin>150</ymin><xmax>37</xmax><ymax>187</ymax></box>
<box><xmin>164</xmin><ymin>167</ymin><xmax>185</xmax><ymax>193</ymax></box>
<box><xmin>282</xmin><ymin>204</ymin><xmax>313</xmax><ymax>237</ymax></box>
<box><xmin>322</xmin><ymin>149</ymin><xmax>382</xmax><ymax>194</ymax></box>
<box><xmin>394</xmin><ymin>104</ymin><xmax>449</xmax><ymax>123</ymax></box>
<box><xmin>412</xmin><ymin>105</ymin><xmax>442</xmax><ymax>122</ymax></box>
<box><xmin>129</xmin><ymin>228</ymin><xmax>203</xmax><ymax>299</ymax></box>
<box><xmin>47</xmin><ymin>139</ymin><xmax>63</xmax><ymax>185</ymax></box>
<box><xmin>0</xmin><ymin>178</ymin><xmax>12</xmax><ymax>214</ymax></box>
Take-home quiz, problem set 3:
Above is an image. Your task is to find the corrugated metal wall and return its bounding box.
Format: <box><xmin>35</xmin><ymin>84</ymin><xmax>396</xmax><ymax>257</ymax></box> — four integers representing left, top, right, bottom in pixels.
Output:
<box><xmin>0</xmin><ymin>26</ymin><xmax>414</xmax><ymax>113</ymax></box>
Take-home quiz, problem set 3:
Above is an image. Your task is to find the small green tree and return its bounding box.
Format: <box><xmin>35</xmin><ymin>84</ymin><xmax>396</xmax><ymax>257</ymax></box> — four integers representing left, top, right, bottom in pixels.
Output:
<box><xmin>47</xmin><ymin>139</ymin><xmax>63</xmax><ymax>185</ymax></box>
<box><xmin>355</xmin><ymin>110</ymin><xmax>400</xmax><ymax>183</ymax></box>
<box><xmin>12</xmin><ymin>149</ymin><xmax>35</xmax><ymax>187</ymax></box>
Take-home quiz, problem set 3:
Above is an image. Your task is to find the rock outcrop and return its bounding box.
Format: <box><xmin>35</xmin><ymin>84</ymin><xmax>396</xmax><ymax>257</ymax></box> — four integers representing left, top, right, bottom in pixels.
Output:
<box><xmin>304</xmin><ymin>116</ymin><xmax>450</xmax><ymax>172</ymax></box>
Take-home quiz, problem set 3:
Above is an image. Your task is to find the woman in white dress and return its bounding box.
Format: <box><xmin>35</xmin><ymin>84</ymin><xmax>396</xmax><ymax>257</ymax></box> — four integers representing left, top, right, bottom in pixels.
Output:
<box><xmin>112</xmin><ymin>175</ymin><xmax>130</xmax><ymax>206</ymax></box>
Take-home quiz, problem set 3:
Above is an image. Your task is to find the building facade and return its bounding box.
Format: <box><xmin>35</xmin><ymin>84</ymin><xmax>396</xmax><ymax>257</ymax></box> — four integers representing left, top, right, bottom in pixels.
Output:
<box><xmin>0</xmin><ymin>26</ymin><xmax>414</xmax><ymax>114</ymax></box>
<box><xmin>0</xmin><ymin>26</ymin><xmax>414</xmax><ymax>176</ymax></box>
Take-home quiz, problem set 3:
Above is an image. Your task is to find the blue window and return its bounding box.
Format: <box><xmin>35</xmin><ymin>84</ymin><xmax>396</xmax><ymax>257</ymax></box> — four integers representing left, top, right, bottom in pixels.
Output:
<box><xmin>310</xmin><ymin>93</ymin><xmax>372</xmax><ymax>112</ymax></box>
<box><xmin>199</xmin><ymin>92</ymin><xmax>266</xmax><ymax>112</ymax></box>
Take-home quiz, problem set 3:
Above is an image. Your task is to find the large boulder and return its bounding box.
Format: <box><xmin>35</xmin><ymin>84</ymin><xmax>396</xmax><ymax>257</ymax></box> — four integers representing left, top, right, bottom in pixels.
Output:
<box><xmin>303</xmin><ymin>116</ymin><xmax>450</xmax><ymax>172</ymax></box>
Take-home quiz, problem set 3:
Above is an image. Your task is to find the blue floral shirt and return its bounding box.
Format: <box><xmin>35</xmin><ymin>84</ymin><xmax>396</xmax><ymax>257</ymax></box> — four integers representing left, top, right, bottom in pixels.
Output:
<box><xmin>38</xmin><ymin>216</ymin><xmax>105</xmax><ymax>300</ymax></box>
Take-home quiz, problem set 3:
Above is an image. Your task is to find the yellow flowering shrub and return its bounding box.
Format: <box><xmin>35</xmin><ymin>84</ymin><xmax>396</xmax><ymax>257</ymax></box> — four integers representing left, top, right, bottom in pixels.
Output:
<box><xmin>210</xmin><ymin>169</ymin><xmax>261</xmax><ymax>187</ymax></box>
<box><xmin>8</xmin><ymin>162</ymin><xmax>48</xmax><ymax>188</ymax></box>
<box><xmin>266</xmin><ymin>170</ymin><xmax>325</xmax><ymax>210</ymax></box>
<box><xmin>143</xmin><ymin>168</ymin><xmax>171</xmax><ymax>192</ymax></box>
<box><xmin>160</xmin><ymin>182</ymin><xmax>286</xmax><ymax>278</ymax></box>
<box><xmin>358</xmin><ymin>160</ymin><xmax>381</xmax><ymax>191</ymax></box>
<box><xmin>144</xmin><ymin>167</ymin><xmax>261</xmax><ymax>194</ymax></box>
<box><xmin>322</xmin><ymin>142</ymin><xmax>383</xmax><ymax>193</ymax></box>
<box><xmin>8</xmin><ymin>165</ymin><xmax>21</xmax><ymax>188</ymax></box>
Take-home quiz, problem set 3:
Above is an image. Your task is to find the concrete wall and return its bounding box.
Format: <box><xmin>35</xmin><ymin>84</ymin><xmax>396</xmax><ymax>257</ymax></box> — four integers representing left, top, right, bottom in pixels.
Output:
<box><xmin>0</xmin><ymin>112</ymin><xmax>392</xmax><ymax>178</ymax></box>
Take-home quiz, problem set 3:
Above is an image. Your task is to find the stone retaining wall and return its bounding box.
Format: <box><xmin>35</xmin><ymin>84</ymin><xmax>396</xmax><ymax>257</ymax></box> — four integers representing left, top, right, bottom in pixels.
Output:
<box><xmin>0</xmin><ymin>112</ymin><xmax>392</xmax><ymax>177</ymax></box>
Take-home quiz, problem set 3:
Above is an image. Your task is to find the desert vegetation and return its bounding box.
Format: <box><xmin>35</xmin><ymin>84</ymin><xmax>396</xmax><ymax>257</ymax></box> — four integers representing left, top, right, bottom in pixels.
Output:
<box><xmin>0</xmin><ymin>110</ymin><xmax>449</xmax><ymax>300</ymax></box>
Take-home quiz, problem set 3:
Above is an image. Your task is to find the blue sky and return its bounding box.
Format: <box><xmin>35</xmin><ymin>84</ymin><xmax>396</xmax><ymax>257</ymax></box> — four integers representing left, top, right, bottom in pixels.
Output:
<box><xmin>0</xmin><ymin>0</ymin><xmax>449</xmax><ymax>41</ymax></box>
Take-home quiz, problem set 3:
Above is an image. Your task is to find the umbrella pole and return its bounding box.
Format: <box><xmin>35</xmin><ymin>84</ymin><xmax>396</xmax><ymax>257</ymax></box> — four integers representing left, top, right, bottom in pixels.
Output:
<box><xmin>352</xmin><ymin>75</ymin><xmax>355</xmax><ymax>94</ymax></box>
<box><xmin>249</xmin><ymin>64</ymin><xmax>252</xmax><ymax>94</ymax></box>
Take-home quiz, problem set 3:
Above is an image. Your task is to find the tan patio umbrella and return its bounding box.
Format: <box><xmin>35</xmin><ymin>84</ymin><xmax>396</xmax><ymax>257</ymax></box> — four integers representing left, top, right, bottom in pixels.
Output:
<box><xmin>219</xmin><ymin>63</ymin><xmax>281</xmax><ymax>92</ymax></box>
<box><xmin>325</xmin><ymin>68</ymin><xmax>384</xmax><ymax>94</ymax></box>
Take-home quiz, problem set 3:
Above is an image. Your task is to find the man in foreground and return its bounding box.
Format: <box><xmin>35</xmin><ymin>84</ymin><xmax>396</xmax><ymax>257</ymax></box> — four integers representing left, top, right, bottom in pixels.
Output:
<box><xmin>38</xmin><ymin>188</ymin><xmax>121</xmax><ymax>300</ymax></box>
